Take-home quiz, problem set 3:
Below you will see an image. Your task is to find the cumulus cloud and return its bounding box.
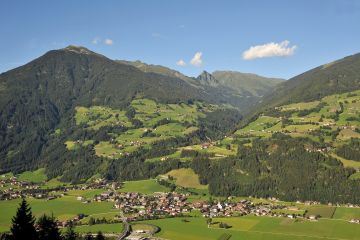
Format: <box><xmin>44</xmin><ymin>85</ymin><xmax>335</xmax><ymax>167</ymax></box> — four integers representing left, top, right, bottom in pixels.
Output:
<box><xmin>190</xmin><ymin>52</ymin><xmax>203</xmax><ymax>66</ymax></box>
<box><xmin>104</xmin><ymin>39</ymin><xmax>114</xmax><ymax>45</ymax></box>
<box><xmin>242</xmin><ymin>40</ymin><xmax>296</xmax><ymax>60</ymax></box>
<box><xmin>176</xmin><ymin>59</ymin><xmax>186</xmax><ymax>66</ymax></box>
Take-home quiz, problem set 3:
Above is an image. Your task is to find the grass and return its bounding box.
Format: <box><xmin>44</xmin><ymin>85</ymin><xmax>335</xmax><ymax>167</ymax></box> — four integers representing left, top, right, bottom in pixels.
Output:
<box><xmin>119</xmin><ymin>179</ymin><xmax>169</xmax><ymax>194</ymax></box>
<box><xmin>139</xmin><ymin>215</ymin><xmax>360</xmax><ymax>240</ymax></box>
<box><xmin>0</xmin><ymin>197</ymin><xmax>118</xmax><ymax>232</ymax></box>
<box><xmin>164</xmin><ymin>168</ymin><xmax>208</xmax><ymax>190</ymax></box>
<box><xmin>74</xmin><ymin>223</ymin><xmax>123</xmax><ymax>233</ymax></box>
<box><xmin>333</xmin><ymin>206</ymin><xmax>360</xmax><ymax>220</ymax></box>
<box><xmin>349</xmin><ymin>172</ymin><xmax>360</xmax><ymax>180</ymax></box>
<box><xmin>131</xmin><ymin>223</ymin><xmax>158</xmax><ymax>232</ymax></box>
<box><xmin>330</xmin><ymin>153</ymin><xmax>360</xmax><ymax>169</ymax></box>
<box><xmin>235</xmin><ymin>89</ymin><xmax>360</xmax><ymax>164</ymax></box>
<box><xmin>305</xmin><ymin>206</ymin><xmax>336</xmax><ymax>218</ymax></box>
<box><xmin>69</xmin><ymin>98</ymin><xmax>220</xmax><ymax>160</ymax></box>
<box><xmin>17</xmin><ymin>168</ymin><xmax>47</xmax><ymax>183</ymax></box>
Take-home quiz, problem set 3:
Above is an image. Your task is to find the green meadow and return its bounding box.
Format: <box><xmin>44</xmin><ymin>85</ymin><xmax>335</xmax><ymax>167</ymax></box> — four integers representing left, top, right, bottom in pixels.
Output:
<box><xmin>139</xmin><ymin>215</ymin><xmax>360</xmax><ymax>240</ymax></box>
<box><xmin>68</xmin><ymin>98</ymin><xmax>219</xmax><ymax>160</ymax></box>
<box><xmin>164</xmin><ymin>168</ymin><xmax>208</xmax><ymax>190</ymax></box>
<box><xmin>119</xmin><ymin>179</ymin><xmax>169</xmax><ymax>194</ymax></box>
<box><xmin>0</xmin><ymin>196</ymin><xmax>118</xmax><ymax>232</ymax></box>
<box><xmin>17</xmin><ymin>168</ymin><xmax>47</xmax><ymax>183</ymax></box>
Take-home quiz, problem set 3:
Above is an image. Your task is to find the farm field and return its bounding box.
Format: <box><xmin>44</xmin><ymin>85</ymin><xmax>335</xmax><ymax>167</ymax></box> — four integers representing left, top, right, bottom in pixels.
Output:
<box><xmin>163</xmin><ymin>168</ymin><xmax>208</xmax><ymax>190</ymax></box>
<box><xmin>139</xmin><ymin>215</ymin><xmax>360</xmax><ymax>240</ymax></box>
<box><xmin>74</xmin><ymin>223</ymin><xmax>123</xmax><ymax>234</ymax></box>
<box><xmin>304</xmin><ymin>206</ymin><xmax>336</xmax><ymax>218</ymax></box>
<box><xmin>0</xmin><ymin>196</ymin><xmax>117</xmax><ymax>232</ymax></box>
<box><xmin>235</xmin><ymin>89</ymin><xmax>360</xmax><ymax>169</ymax></box>
<box><xmin>17</xmin><ymin>168</ymin><xmax>47</xmax><ymax>183</ymax></box>
<box><xmin>67</xmin><ymin>98</ymin><xmax>219</xmax><ymax>160</ymax></box>
<box><xmin>119</xmin><ymin>179</ymin><xmax>169</xmax><ymax>194</ymax></box>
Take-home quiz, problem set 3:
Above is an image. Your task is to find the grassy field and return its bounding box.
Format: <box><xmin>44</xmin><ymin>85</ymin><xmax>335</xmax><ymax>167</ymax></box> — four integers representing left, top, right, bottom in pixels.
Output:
<box><xmin>74</xmin><ymin>223</ymin><xmax>123</xmax><ymax>233</ymax></box>
<box><xmin>235</xmin><ymin>90</ymin><xmax>360</xmax><ymax>168</ymax></box>
<box><xmin>333</xmin><ymin>206</ymin><xmax>360</xmax><ymax>220</ymax></box>
<box><xmin>164</xmin><ymin>168</ymin><xmax>208</xmax><ymax>190</ymax></box>
<box><xmin>119</xmin><ymin>179</ymin><xmax>169</xmax><ymax>194</ymax></box>
<box><xmin>17</xmin><ymin>168</ymin><xmax>47</xmax><ymax>183</ymax></box>
<box><xmin>305</xmin><ymin>206</ymin><xmax>336</xmax><ymax>218</ymax></box>
<box><xmin>139</xmin><ymin>215</ymin><xmax>360</xmax><ymax>240</ymax></box>
<box><xmin>0</xmin><ymin>197</ymin><xmax>118</xmax><ymax>232</ymax></box>
<box><xmin>69</xmin><ymin>98</ymin><xmax>219</xmax><ymax>160</ymax></box>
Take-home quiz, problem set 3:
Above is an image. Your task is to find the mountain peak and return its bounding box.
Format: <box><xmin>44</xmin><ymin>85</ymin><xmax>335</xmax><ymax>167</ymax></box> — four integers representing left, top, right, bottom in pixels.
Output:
<box><xmin>62</xmin><ymin>45</ymin><xmax>96</xmax><ymax>55</ymax></box>
<box><xmin>196</xmin><ymin>70</ymin><xmax>219</xmax><ymax>86</ymax></box>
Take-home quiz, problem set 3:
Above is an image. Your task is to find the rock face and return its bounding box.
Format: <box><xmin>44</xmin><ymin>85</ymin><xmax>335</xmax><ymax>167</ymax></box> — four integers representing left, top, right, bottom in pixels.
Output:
<box><xmin>196</xmin><ymin>71</ymin><xmax>219</xmax><ymax>87</ymax></box>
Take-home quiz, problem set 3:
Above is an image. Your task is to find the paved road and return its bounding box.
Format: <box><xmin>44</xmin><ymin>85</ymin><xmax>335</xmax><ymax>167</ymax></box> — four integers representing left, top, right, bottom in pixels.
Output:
<box><xmin>117</xmin><ymin>210</ymin><xmax>130</xmax><ymax>240</ymax></box>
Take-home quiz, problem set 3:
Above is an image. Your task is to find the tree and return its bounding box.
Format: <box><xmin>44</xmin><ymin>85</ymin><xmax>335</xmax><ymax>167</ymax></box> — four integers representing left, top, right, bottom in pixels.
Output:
<box><xmin>10</xmin><ymin>198</ymin><xmax>37</xmax><ymax>240</ymax></box>
<box><xmin>88</xmin><ymin>217</ymin><xmax>95</xmax><ymax>226</ymax></box>
<box><xmin>37</xmin><ymin>214</ymin><xmax>61</xmax><ymax>240</ymax></box>
<box><xmin>95</xmin><ymin>232</ymin><xmax>105</xmax><ymax>240</ymax></box>
<box><xmin>63</xmin><ymin>223</ymin><xmax>77</xmax><ymax>240</ymax></box>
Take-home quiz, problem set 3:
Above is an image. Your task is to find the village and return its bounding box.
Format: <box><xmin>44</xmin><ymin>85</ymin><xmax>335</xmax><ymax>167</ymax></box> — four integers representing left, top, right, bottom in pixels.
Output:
<box><xmin>2</xmin><ymin>176</ymin><xmax>360</xmax><ymax>230</ymax></box>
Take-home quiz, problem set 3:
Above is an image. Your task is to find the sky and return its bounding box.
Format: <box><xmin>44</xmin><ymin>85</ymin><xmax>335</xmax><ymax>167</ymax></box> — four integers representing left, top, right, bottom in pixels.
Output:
<box><xmin>1</xmin><ymin>0</ymin><xmax>360</xmax><ymax>79</ymax></box>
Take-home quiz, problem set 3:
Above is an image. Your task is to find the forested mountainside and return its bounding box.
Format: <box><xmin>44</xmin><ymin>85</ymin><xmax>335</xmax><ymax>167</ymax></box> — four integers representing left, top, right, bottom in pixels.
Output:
<box><xmin>258</xmin><ymin>52</ymin><xmax>360</xmax><ymax>110</ymax></box>
<box><xmin>195</xmin><ymin>89</ymin><xmax>360</xmax><ymax>203</ymax></box>
<box><xmin>2</xmin><ymin>45</ymin><xmax>360</xmax><ymax>204</ymax></box>
<box><xmin>0</xmin><ymin>46</ymin><xmax>241</xmax><ymax>178</ymax></box>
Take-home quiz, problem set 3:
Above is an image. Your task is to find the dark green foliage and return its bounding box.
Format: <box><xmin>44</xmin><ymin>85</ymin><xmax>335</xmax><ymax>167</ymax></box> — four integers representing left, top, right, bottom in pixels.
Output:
<box><xmin>0</xmin><ymin>233</ymin><xmax>12</xmax><ymax>240</ymax></box>
<box><xmin>10</xmin><ymin>199</ymin><xmax>37</xmax><ymax>240</ymax></box>
<box><xmin>0</xmin><ymin>46</ymin><xmax>231</xmax><ymax>175</ymax></box>
<box><xmin>336</xmin><ymin>138</ymin><xmax>360</xmax><ymax>161</ymax></box>
<box><xmin>95</xmin><ymin>232</ymin><xmax>105</xmax><ymax>240</ymax></box>
<box><xmin>37</xmin><ymin>214</ymin><xmax>62</xmax><ymax>240</ymax></box>
<box><xmin>243</xmin><ymin>52</ymin><xmax>360</xmax><ymax>125</ymax></box>
<box><xmin>192</xmin><ymin>134</ymin><xmax>360</xmax><ymax>203</ymax></box>
<box><xmin>297</xmin><ymin>102</ymin><xmax>327</xmax><ymax>117</ymax></box>
<box><xmin>198</xmin><ymin>108</ymin><xmax>242</xmax><ymax>140</ymax></box>
<box><xmin>63</xmin><ymin>223</ymin><xmax>77</xmax><ymax>240</ymax></box>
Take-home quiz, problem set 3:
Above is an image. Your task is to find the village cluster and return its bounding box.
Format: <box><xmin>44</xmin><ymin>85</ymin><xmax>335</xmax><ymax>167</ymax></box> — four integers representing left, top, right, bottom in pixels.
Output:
<box><xmin>2</xmin><ymin>176</ymin><xmax>360</xmax><ymax>227</ymax></box>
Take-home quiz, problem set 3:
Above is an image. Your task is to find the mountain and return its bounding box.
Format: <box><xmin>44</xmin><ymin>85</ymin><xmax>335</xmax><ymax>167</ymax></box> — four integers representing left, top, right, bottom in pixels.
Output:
<box><xmin>196</xmin><ymin>71</ymin><xmax>220</xmax><ymax>87</ymax></box>
<box><xmin>212</xmin><ymin>71</ymin><xmax>284</xmax><ymax>97</ymax></box>
<box><xmin>118</xmin><ymin>60</ymin><xmax>284</xmax><ymax>111</ymax></box>
<box><xmin>0</xmin><ymin>45</ymin><xmax>240</xmax><ymax>174</ymax></box>
<box><xmin>197</xmin><ymin>53</ymin><xmax>360</xmax><ymax>204</ymax></box>
<box><xmin>259</xmin><ymin>52</ymin><xmax>360</xmax><ymax>109</ymax></box>
<box><xmin>116</xmin><ymin>60</ymin><xmax>195</xmax><ymax>84</ymax></box>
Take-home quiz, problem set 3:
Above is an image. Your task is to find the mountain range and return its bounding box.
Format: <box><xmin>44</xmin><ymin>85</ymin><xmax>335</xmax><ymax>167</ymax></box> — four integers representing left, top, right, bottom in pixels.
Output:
<box><xmin>1</xmin><ymin>45</ymin><xmax>360</xmax><ymax>203</ymax></box>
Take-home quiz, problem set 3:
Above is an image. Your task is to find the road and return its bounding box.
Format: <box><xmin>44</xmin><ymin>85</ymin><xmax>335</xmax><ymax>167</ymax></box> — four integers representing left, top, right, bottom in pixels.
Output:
<box><xmin>117</xmin><ymin>210</ymin><xmax>130</xmax><ymax>240</ymax></box>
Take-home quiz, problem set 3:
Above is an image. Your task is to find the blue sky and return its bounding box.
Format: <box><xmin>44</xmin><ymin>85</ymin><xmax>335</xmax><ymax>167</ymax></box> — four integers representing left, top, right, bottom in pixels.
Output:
<box><xmin>1</xmin><ymin>0</ymin><xmax>360</xmax><ymax>79</ymax></box>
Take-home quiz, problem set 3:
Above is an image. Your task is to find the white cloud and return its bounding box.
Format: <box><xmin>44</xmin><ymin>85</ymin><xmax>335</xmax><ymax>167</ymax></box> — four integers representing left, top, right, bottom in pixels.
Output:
<box><xmin>104</xmin><ymin>39</ymin><xmax>114</xmax><ymax>45</ymax></box>
<box><xmin>190</xmin><ymin>52</ymin><xmax>203</xmax><ymax>66</ymax></box>
<box><xmin>176</xmin><ymin>59</ymin><xmax>186</xmax><ymax>66</ymax></box>
<box><xmin>242</xmin><ymin>40</ymin><xmax>296</xmax><ymax>60</ymax></box>
<box><xmin>92</xmin><ymin>37</ymin><xmax>101</xmax><ymax>45</ymax></box>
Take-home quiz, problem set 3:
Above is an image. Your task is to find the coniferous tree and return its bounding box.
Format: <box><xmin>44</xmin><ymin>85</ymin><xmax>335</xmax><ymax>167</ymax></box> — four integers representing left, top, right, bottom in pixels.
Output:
<box><xmin>63</xmin><ymin>223</ymin><xmax>77</xmax><ymax>240</ymax></box>
<box><xmin>37</xmin><ymin>214</ymin><xmax>61</xmax><ymax>240</ymax></box>
<box><xmin>10</xmin><ymin>198</ymin><xmax>37</xmax><ymax>240</ymax></box>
